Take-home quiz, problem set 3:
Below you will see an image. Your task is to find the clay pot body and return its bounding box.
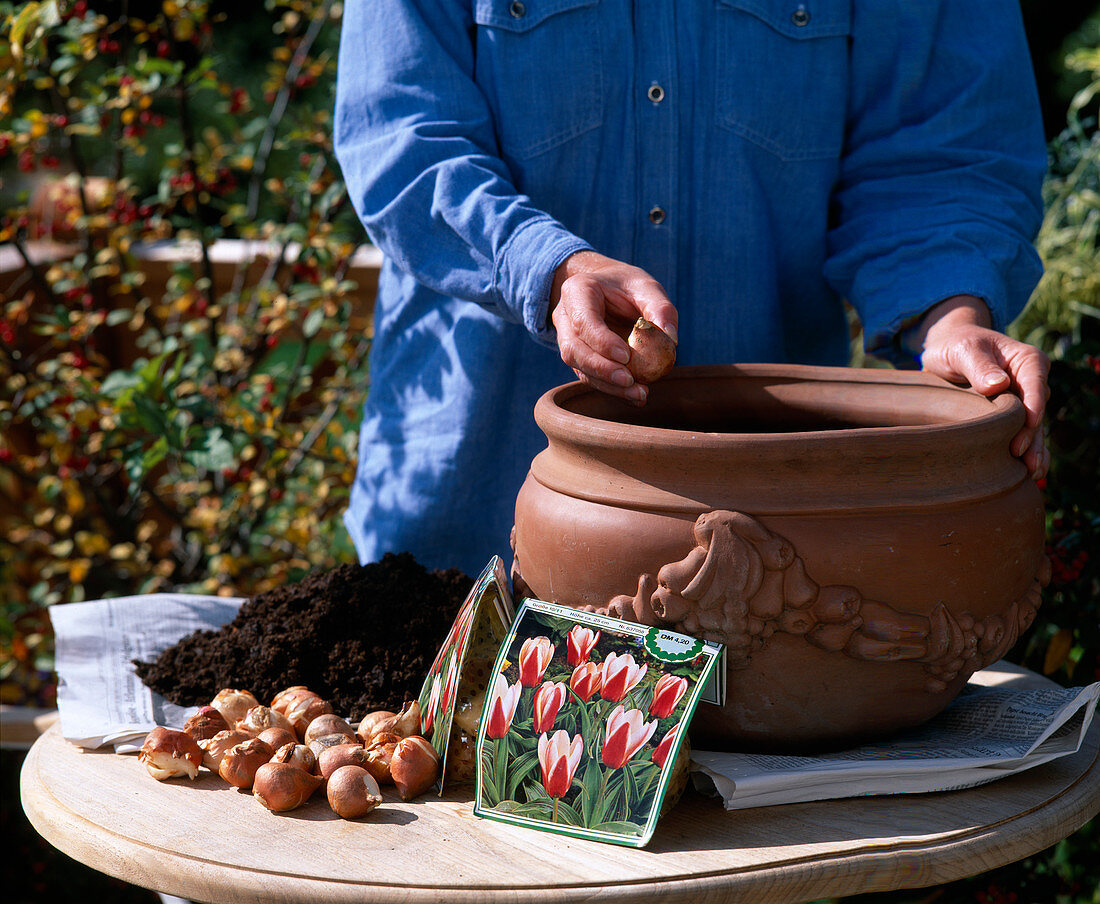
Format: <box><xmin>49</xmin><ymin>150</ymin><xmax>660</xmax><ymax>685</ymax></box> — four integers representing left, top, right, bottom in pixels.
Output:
<box><xmin>512</xmin><ymin>365</ymin><xmax>1047</xmax><ymax>752</ymax></box>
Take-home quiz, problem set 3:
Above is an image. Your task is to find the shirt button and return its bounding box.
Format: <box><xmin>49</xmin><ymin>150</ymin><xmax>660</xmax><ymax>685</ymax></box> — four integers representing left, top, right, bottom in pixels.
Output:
<box><xmin>509</xmin><ymin>1</ymin><xmax>526</xmax><ymax>17</ymax></box>
<box><xmin>647</xmin><ymin>83</ymin><xmax>665</xmax><ymax>103</ymax></box>
<box><xmin>791</xmin><ymin>5</ymin><xmax>810</xmax><ymax>26</ymax></box>
<box><xmin>649</xmin><ymin>206</ymin><xmax>666</xmax><ymax>225</ymax></box>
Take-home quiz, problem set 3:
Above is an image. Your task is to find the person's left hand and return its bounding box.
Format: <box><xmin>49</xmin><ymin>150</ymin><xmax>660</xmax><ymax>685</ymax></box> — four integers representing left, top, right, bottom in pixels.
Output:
<box><xmin>908</xmin><ymin>295</ymin><xmax>1050</xmax><ymax>480</ymax></box>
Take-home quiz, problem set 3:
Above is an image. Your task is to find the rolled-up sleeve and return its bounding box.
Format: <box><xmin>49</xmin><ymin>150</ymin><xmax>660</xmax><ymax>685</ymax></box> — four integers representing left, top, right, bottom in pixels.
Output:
<box><xmin>333</xmin><ymin>0</ymin><xmax>592</xmax><ymax>346</ymax></box>
<box><xmin>823</xmin><ymin>0</ymin><xmax>1046</xmax><ymax>364</ymax></box>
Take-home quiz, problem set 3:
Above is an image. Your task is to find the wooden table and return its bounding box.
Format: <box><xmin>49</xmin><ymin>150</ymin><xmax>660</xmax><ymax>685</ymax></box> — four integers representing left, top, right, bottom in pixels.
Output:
<box><xmin>21</xmin><ymin>666</ymin><xmax>1100</xmax><ymax>904</ymax></box>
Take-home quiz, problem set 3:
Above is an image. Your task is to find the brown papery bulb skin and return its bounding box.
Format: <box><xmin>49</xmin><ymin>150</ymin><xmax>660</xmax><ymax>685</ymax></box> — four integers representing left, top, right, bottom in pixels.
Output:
<box><xmin>139</xmin><ymin>727</ymin><xmax>204</xmax><ymax>781</ymax></box>
<box><xmin>363</xmin><ymin>738</ymin><xmax>398</xmax><ymax>785</ymax></box>
<box><xmin>183</xmin><ymin>706</ymin><xmax>229</xmax><ymax>742</ymax></box>
<box><xmin>237</xmin><ymin>705</ymin><xmax>295</xmax><ymax>737</ymax></box>
<box><xmin>252</xmin><ymin>762</ymin><xmax>322</xmax><ymax>812</ymax></box>
<box><xmin>270</xmin><ymin>743</ymin><xmax>318</xmax><ymax>774</ymax></box>
<box><xmin>326</xmin><ymin>765</ymin><xmax>383</xmax><ymax>819</ymax></box>
<box><xmin>210</xmin><ymin>688</ymin><xmax>260</xmax><ymax>727</ymax></box>
<box><xmin>257</xmin><ymin>726</ymin><xmax>298</xmax><ymax>751</ymax></box>
<box><xmin>198</xmin><ymin>729</ymin><xmax>254</xmax><ymax>771</ymax></box>
<box><xmin>627</xmin><ymin>317</ymin><xmax>676</xmax><ymax>384</ymax></box>
<box><xmin>376</xmin><ymin>700</ymin><xmax>422</xmax><ymax>740</ymax></box>
<box><xmin>304</xmin><ymin>713</ymin><xmax>356</xmax><ymax>745</ymax></box>
<box><xmin>356</xmin><ymin>710</ymin><xmax>396</xmax><ymax>746</ymax></box>
<box><xmin>219</xmin><ymin>738</ymin><xmax>275</xmax><ymax>789</ymax></box>
<box><xmin>285</xmin><ymin>695</ymin><xmax>334</xmax><ymax>739</ymax></box>
<box><xmin>270</xmin><ymin>686</ymin><xmax>316</xmax><ymax>715</ymax></box>
<box><xmin>318</xmin><ymin>743</ymin><xmax>372</xmax><ymax>780</ymax></box>
<box><xmin>308</xmin><ymin>733</ymin><xmax>361</xmax><ymax>759</ymax></box>
<box><xmin>390</xmin><ymin>736</ymin><xmax>440</xmax><ymax>801</ymax></box>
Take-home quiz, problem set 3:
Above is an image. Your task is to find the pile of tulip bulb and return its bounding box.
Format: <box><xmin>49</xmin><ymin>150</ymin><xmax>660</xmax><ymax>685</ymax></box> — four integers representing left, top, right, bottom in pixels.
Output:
<box><xmin>138</xmin><ymin>687</ymin><xmax>438</xmax><ymax>819</ymax></box>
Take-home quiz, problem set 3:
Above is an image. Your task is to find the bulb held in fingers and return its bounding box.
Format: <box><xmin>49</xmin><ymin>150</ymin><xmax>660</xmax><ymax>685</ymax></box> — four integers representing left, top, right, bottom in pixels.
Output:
<box><xmin>626</xmin><ymin>318</ymin><xmax>676</xmax><ymax>384</ymax></box>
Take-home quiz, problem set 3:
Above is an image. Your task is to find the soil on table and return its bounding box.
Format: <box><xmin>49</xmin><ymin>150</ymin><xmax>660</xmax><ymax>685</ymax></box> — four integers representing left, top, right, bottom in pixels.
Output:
<box><xmin>133</xmin><ymin>552</ymin><xmax>473</xmax><ymax>721</ymax></box>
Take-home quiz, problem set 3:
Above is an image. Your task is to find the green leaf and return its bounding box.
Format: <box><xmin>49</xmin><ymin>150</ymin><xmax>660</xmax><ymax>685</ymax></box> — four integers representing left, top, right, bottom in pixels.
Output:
<box><xmin>141</xmin><ymin>436</ymin><xmax>168</xmax><ymax>472</ymax></box>
<box><xmin>479</xmin><ymin>770</ymin><xmax>500</xmax><ymax>807</ymax></box>
<box><xmin>555</xmin><ymin>800</ymin><xmax>584</xmax><ymax>827</ymax></box>
<box><xmin>184</xmin><ymin>428</ymin><xmax>236</xmax><ymax>473</ymax></box>
<box><xmin>623</xmin><ymin>756</ymin><xmax>639</xmax><ymax>809</ymax></box>
<box><xmin>508</xmin><ymin>800</ymin><xmax>554</xmax><ymax>819</ymax></box>
<box><xmin>132</xmin><ymin>395</ymin><xmax>168</xmax><ymax>433</ymax></box>
<box><xmin>100</xmin><ymin>370</ymin><xmax>142</xmax><ymax>397</ymax></box>
<box><xmin>302</xmin><ymin>306</ymin><xmax>324</xmax><ymax>338</ymax></box>
<box><xmin>505</xmin><ymin>749</ymin><xmax>540</xmax><ymax>802</ymax></box>
<box><xmin>580</xmin><ymin>758</ymin><xmax>601</xmax><ymax>827</ymax></box>
<box><xmin>523</xmin><ymin>778</ymin><xmax>549</xmax><ymax>801</ymax></box>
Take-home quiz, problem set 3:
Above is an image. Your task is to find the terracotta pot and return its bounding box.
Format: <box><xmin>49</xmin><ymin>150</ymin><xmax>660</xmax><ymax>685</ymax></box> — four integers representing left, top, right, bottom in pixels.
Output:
<box><xmin>512</xmin><ymin>365</ymin><xmax>1048</xmax><ymax>752</ymax></box>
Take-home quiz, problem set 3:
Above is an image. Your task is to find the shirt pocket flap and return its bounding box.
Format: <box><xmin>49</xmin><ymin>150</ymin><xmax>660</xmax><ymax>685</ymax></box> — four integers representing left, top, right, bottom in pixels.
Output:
<box><xmin>716</xmin><ymin>0</ymin><xmax>850</xmax><ymax>39</ymax></box>
<box><xmin>474</xmin><ymin>0</ymin><xmax>599</xmax><ymax>33</ymax></box>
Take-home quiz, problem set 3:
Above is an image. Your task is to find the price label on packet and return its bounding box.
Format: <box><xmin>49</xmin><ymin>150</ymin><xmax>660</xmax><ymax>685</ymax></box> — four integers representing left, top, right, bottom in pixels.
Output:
<box><xmin>472</xmin><ymin>598</ymin><xmax>724</xmax><ymax>848</ymax></box>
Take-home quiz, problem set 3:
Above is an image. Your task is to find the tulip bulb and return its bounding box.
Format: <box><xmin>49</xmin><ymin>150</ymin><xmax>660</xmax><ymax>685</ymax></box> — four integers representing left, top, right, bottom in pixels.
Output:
<box><xmin>285</xmin><ymin>695</ymin><xmax>333</xmax><ymax>738</ymax></box>
<box><xmin>327</xmin><ymin>765</ymin><xmax>383</xmax><ymax>819</ymax></box>
<box><xmin>253</xmin><ymin>762</ymin><xmax>322</xmax><ymax>812</ymax></box>
<box><xmin>198</xmin><ymin>728</ymin><xmax>253</xmax><ymax>771</ymax></box>
<box><xmin>183</xmin><ymin>706</ymin><xmax>229</xmax><ymax>742</ymax></box>
<box><xmin>356</xmin><ymin>709</ymin><xmax>396</xmax><ymax>746</ymax></box>
<box><xmin>219</xmin><ymin>738</ymin><xmax>275</xmax><ymax>789</ymax></box>
<box><xmin>257</xmin><ymin>726</ymin><xmax>298</xmax><ymax>751</ymax></box>
<box><xmin>376</xmin><ymin>700</ymin><xmax>422</xmax><ymax>740</ymax></box>
<box><xmin>318</xmin><ymin>743</ymin><xmax>372</xmax><ymax>780</ymax></box>
<box><xmin>270</xmin><ymin>686</ymin><xmax>316</xmax><ymax>715</ymax></box>
<box><xmin>237</xmin><ymin>705</ymin><xmax>294</xmax><ymax>737</ymax></box>
<box><xmin>270</xmin><ymin>743</ymin><xmax>318</xmax><ymax>774</ymax></box>
<box><xmin>308</xmin><ymin>733</ymin><xmax>361</xmax><ymax>759</ymax></box>
<box><xmin>139</xmin><ymin>727</ymin><xmax>204</xmax><ymax>781</ymax></box>
<box><xmin>626</xmin><ymin>317</ymin><xmax>676</xmax><ymax>383</ymax></box>
<box><xmin>210</xmin><ymin>688</ymin><xmax>259</xmax><ymax>727</ymax></box>
<box><xmin>304</xmin><ymin>713</ymin><xmax>356</xmax><ymax>745</ymax></box>
<box><xmin>363</xmin><ymin>737</ymin><xmax>398</xmax><ymax>785</ymax></box>
<box><xmin>390</xmin><ymin>736</ymin><xmax>439</xmax><ymax>800</ymax></box>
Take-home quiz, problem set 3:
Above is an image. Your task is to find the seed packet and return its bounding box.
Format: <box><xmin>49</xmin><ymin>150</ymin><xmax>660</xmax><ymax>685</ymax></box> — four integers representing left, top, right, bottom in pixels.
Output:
<box><xmin>417</xmin><ymin>556</ymin><xmax>514</xmax><ymax>792</ymax></box>
<box><xmin>473</xmin><ymin>598</ymin><xmax>724</xmax><ymax>847</ymax></box>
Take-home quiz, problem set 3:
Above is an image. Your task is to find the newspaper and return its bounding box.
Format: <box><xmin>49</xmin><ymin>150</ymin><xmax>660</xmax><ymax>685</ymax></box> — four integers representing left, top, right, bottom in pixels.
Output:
<box><xmin>692</xmin><ymin>669</ymin><xmax>1099</xmax><ymax>810</ymax></box>
<box><xmin>50</xmin><ymin>594</ymin><xmax>1099</xmax><ymax>807</ymax></box>
<box><xmin>50</xmin><ymin>593</ymin><xmax>244</xmax><ymax>751</ymax></box>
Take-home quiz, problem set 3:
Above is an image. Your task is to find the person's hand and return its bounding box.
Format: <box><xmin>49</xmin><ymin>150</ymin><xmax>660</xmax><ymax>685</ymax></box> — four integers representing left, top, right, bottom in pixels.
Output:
<box><xmin>550</xmin><ymin>251</ymin><xmax>678</xmax><ymax>404</ymax></box>
<box><xmin>910</xmin><ymin>295</ymin><xmax>1050</xmax><ymax>480</ymax></box>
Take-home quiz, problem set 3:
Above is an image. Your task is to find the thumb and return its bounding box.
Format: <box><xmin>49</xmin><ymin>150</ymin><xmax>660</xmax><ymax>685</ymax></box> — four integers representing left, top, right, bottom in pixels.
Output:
<box><xmin>924</xmin><ymin>331</ymin><xmax>1010</xmax><ymax>396</ymax></box>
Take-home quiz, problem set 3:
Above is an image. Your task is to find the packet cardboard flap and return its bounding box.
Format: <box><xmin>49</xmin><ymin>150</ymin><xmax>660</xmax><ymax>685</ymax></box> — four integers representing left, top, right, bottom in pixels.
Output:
<box><xmin>417</xmin><ymin>556</ymin><xmax>515</xmax><ymax>792</ymax></box>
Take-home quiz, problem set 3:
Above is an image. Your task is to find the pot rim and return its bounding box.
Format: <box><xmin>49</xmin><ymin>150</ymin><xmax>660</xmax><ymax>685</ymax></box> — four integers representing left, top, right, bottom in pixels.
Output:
<box><xmin>536</xmin><ymin>363</ymin><xmax>1021</xmax><ymax>449</ymax></box>
<box><xmin>528</xmin><ymin>364</ymin><xmax>1029</xmax><ymax>513</ymax></box>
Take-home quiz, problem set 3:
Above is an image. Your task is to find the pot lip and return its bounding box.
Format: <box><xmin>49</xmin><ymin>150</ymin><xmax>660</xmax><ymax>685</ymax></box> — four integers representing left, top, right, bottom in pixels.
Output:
<box><xmin>536</xmin><ymin>363</ymin><xmax>1021</xmax><ymax>448</ymax></box>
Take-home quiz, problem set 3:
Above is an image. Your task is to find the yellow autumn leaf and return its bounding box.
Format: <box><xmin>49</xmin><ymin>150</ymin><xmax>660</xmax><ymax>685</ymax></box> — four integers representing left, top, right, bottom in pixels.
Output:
<box><xmin>69</xmin><ymin>559</ymin><xmax>90</xmax><ymax>584</ymax></box>
<box><xmin>1043</xmin><ymin>628</ymin><xmax>1075</xmax><ymax>675</ymax></box>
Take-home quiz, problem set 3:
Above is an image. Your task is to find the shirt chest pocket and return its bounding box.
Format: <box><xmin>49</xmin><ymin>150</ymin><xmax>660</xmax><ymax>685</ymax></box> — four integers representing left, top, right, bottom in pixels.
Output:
<box><xmin>715</xmin><ymin>0</ymin><xmax>851</xmax><ymax>161</ymax></box>
<box><xmin>473</xmin><ymin>0</ymin><xmax>604</xmax><ymax>160</ymax></box>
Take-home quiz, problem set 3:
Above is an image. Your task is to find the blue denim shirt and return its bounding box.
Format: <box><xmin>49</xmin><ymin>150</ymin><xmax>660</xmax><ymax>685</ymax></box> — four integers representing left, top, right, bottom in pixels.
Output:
<box><xmin>335</xmin><ymin>0</ymin><xmax>1046</xmax><ymax>576</ymax></box>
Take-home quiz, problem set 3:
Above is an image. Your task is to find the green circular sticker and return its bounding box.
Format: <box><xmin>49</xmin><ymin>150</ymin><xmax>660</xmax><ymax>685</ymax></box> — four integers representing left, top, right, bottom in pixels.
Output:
<box><xmin>644</xmin><ymin>627</ymin><xmax>704</xmax><ymax>662</ymax></box>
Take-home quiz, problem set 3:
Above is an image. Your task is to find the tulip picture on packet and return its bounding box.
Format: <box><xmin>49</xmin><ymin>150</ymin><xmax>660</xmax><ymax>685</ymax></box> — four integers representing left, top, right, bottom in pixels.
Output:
<box><xmin>474</xmin><ymin>599</ymin><xmax>723</xmax><ymax>847</ymax></box>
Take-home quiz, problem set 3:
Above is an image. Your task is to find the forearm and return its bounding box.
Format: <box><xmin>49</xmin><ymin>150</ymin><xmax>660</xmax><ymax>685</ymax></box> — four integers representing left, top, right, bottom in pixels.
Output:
<box><xmin>334</xmin><ymin>0</ymin><xmax>590</xmax><ymax>342</ymax></box>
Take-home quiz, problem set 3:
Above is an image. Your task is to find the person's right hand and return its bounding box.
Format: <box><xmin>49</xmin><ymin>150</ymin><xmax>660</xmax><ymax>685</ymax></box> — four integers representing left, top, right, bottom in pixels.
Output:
<box><xmin>549</xmin><ymin>251</ymin><xmax>678</xmax><ymax>404</ymax></box>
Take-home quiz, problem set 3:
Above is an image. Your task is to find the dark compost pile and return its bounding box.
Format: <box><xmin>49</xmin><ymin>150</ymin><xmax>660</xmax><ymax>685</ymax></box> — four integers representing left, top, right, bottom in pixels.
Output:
<box><xmin>134</xmin><ymin>553</ymin><xmax>473</xmax><ymax>720</ymax></box>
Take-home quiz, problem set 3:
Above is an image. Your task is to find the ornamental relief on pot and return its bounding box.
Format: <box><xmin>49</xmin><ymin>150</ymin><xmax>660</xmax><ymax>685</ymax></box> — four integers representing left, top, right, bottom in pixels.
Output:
<box><xmin>565</xmin><ymin>510</ymin><xmax>1047</xmax><ymax>695</ymax></box>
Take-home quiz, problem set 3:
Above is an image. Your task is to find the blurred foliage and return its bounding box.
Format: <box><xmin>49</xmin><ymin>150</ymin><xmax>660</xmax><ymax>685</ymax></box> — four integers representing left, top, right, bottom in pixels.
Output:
<box><xmin>1006</xmin><ymin>29</ymin><xmax>1099</xmax><ymax>694</ymax></box>
<box><xmin>0</xmin><ymin>0</ymin><xmax>369</xmax><ymax>706</ymax></box>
